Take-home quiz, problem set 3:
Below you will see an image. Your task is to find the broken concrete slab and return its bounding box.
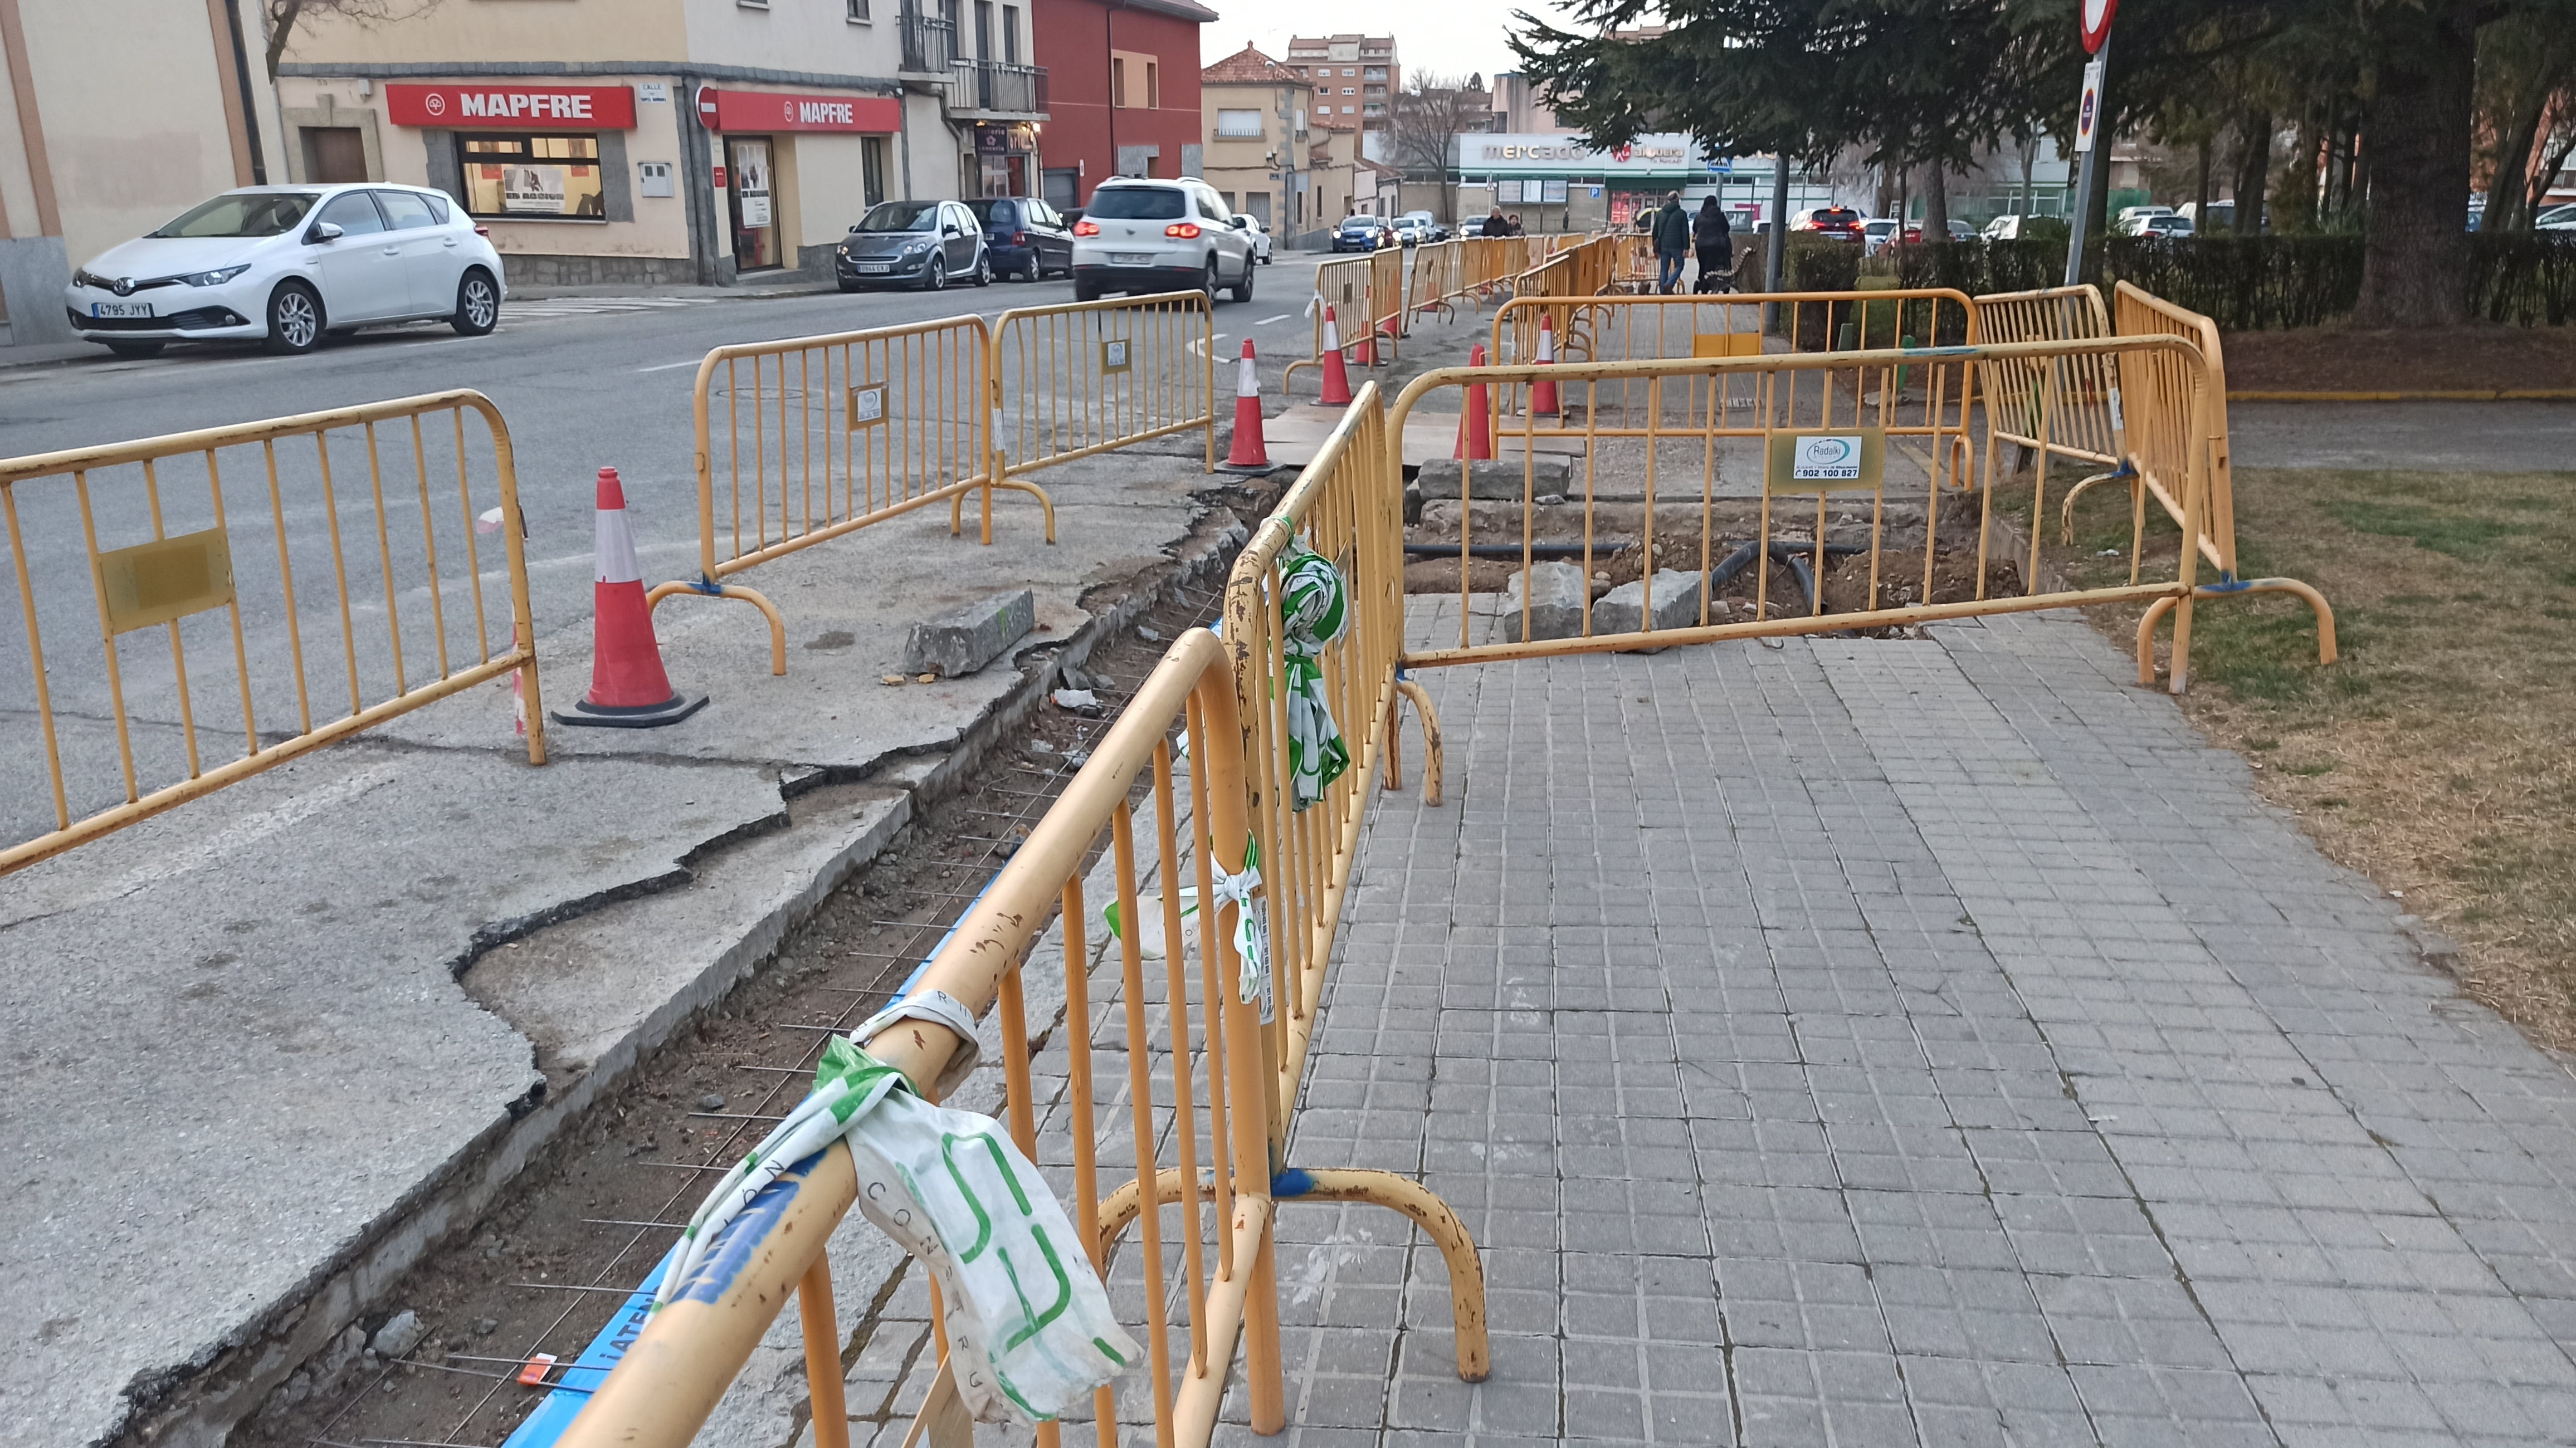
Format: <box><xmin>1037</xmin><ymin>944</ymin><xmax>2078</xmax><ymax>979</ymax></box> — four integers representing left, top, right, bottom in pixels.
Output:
<box><xmin>902</xmin><ymin>589</ymin><xmax>1036</xmax><ymax>679</ymax></box>
<box><xmin>1414</xmin><ymin>454</ymin><xmax>1574</xmax><ymax>501</ymax></box>
<box><xmin>1594</xmin><ymin>568</ymin><xmax>1705</xmax><ymax>638</ymax></box>
<box><xmin>1501</xmin><ymin>560</ymin><xmax>1587</xmax><ymax>643</ymax></box>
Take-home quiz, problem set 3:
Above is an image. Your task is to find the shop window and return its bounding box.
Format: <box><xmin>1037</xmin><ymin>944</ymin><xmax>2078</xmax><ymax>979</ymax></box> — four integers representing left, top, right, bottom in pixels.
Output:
<box><xmin>458</xmin><ymin>134</ymin><xmax>607</xmax><ymax>219</ymax></box>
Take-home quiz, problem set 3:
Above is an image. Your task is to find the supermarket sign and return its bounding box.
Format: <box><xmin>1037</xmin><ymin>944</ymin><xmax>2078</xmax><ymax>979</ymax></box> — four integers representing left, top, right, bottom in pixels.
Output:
<box><xmin>387</xmin><ymin>84</ymin><xmax>637</xmax><ymax>129</ymax></box>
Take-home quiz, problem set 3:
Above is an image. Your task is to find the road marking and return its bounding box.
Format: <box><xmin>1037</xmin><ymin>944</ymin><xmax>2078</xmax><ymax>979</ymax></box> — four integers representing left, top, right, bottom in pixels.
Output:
<box><xmin>1254</xmin><ymin>314</ymin><xmax>1292</xmax><ymax>325</ymax></box>
<box><xmin>635</xmin><ymin>359</ymin><xmax>703</xmax><ymax>373</ymax></box>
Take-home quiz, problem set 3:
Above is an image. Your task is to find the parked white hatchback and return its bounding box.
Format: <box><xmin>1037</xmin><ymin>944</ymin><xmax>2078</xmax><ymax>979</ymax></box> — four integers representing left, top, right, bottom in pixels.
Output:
<box><xmin>1069</xmin><ymin>178</ymin><xmax>1256</xmax><ymax>304</ymax></box>
<box><xmin>64</xmin><ymin>184</ymin><xmax>506</xmax><ymax>358</ymax></box>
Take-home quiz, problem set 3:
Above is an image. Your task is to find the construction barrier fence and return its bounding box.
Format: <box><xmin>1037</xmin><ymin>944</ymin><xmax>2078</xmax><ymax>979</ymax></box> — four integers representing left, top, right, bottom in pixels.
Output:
<box><xmin>1</xmin><ymin>391</ymin><xmax>545</xmax><ymax>877</ymax></box>
<box><xmin>553</xmin><ymin>393</ymin><xmax>1482</xmax><ymax>1448</ymax></box>
<box><xmin>655</xmin><ymin>293</ymin><xmax>1211</xmax><ymax>673</ymax></box>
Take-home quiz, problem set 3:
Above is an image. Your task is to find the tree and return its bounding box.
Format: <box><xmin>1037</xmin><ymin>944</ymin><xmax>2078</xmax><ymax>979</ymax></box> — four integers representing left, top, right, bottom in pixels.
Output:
<box><xmin>2474</xmin><ymin>4</ymin><xmax>2576</xmax><ymax>231</ymax></box>
<box><xmin>1390</xmin><ymin>72</ymin><xmax>1489</xmax><ymax>223</ymax></box>
<box><xmin>261</xmin><ymin>0</ymin><xmax>446</xmax><ymax>77</ymax></box>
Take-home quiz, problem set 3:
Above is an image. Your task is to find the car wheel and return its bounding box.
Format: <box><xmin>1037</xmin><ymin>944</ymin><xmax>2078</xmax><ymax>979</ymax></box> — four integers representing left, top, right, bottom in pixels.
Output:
<box><xmin>450</xmin><ymin>269</ymin><xmax>499</xmax><ymax>336</ymax></box>
<box><xmin>104</xmin><ymin>340</ymin><xmax>165</xmax><ymax>358</ymax></box>
<box><xmin>1074</xmin><ymin>280</ymin><xmax>1101</xmax><ymax>303</ymax></box>
<box><xmin>1023</xmin><ymin>252</ymin><xmax>1043</xmax><ymax>283</ymax></box>
<box><xmin>1201</xmin><ymin>258</ymin><xmax>1219</xmax><ymax>305</ymax></box>
<box><xmin>972</xmin><ymin>250</ymin><xmax>992</xmax><ymax>287</ymax></box>
<box><xmin>264</xmin><ymin>282</ymin><xmax>323</xmax><ymax>355</ymax></box>
<box><xmin>1228</xmin><ymin>253</ymin><xmax>1255</xmax><ymax>305</ymax></box>
<box><xmin>923</xmin><ymin>255</ymin><xmax>948</xmax><ymax>291</ymax></box>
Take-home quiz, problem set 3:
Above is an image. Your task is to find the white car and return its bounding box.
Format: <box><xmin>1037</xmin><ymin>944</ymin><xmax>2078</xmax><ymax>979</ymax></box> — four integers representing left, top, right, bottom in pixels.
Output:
<box><xmin>65</xmin><ymin>183</ymin><xmax>506</xmax><ymax>358</ymax></box>
<box><xmin>1231</xmin><ymin>213</ymin><xmax>1275</xmax><ymax>264</ymax></box>
<box><xmin>1861</xmin><ymin>218</ymin><xmax>1900</xmax><ymax>254</ymax></box>
<box><xmin>1070</xmin><ymin>179</ymin><xmax>1257</xmax><ymax>304</ymax></box>
<box><xmin>2119</xmin><ymin>213</ymin><xmax>2195</xmax><ymax>237</ymax></box>
<box><xmin>2536</xmin><ymin>203</ymin><xmax>2576</xmax><ymax>231</ymax></box>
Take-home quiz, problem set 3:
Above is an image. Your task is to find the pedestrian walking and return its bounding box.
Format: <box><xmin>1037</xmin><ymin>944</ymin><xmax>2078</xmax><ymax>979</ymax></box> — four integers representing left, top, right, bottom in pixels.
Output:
<box><xmin>1692</xmin><ymin>196</ymin><xmax>1734</xmax><ymax>292</ymax></box>
<box><xmin>1652</xmin><ymin>191</ymin><xmax>1690</xmax><ymax>294</ymax></box>
<box><xmin>1484</xmin><ymin>206</ymin><xmax>1509</xmax><ymax>238</ymax></box>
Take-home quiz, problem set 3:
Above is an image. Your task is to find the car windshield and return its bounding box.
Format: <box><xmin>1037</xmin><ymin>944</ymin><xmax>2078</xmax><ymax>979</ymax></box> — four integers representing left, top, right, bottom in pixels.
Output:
<box><xmin>855</xmin><ymin>201</ymin><xmax>941</xmax><ymax>232</ymax></box>
<box><xmin>964</xmin><ymin>199</ymin><xmax>1016</xmax><ymax>226</ymax></box>
<box><xmin>152</xmin><ymin>192</ymin><xmax>320</xmax><ymax>238</ymax></box>
<box><xmin>1086</xmin><ymin>188</ymin><xmax>1187</xmax><ymax>220</ymax></box>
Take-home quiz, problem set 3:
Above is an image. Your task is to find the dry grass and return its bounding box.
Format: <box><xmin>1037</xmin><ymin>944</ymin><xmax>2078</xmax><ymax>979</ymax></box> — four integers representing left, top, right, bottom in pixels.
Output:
<box><xmin>2032</xmin><ymin>463</ymin><xmax>2576</xmax><ymax>1050</ymax></box>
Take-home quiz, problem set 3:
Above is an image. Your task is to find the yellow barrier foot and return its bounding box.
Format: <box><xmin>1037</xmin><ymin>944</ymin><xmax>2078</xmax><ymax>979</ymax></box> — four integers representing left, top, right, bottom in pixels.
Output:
<box><xmin>1393</xmin><ymin>677</ymin><xmax>1444</xmax><ymax>807</ymax></box>
<box><xmin>1278</xmin><ymin>1167</ymin><xmax>1489</xmax><ymax>1381</ymax></box>
<box><xmin>2135</xmin><ymin>578</ymin><xmax>2337</xmax><ymax>692</ymax></box>
<box><xmin>647</xmin><ymin>578</ymin><xmax>787</xmax><ymax>677</ymax></box>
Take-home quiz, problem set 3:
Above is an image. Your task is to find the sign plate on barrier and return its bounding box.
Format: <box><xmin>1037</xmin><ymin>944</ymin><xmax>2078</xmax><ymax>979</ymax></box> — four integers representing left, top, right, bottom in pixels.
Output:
<box><xmin>95</xmin><ymin>526</ymin><xmax>235</xmax><ymax>634</ymax></box>
<box><xmin>1765</xmin><ymin>430</ymin><xmax>1886</xmax><ymax>492</ymax></box>
<box><xmin>847</xmin><ymin>383</ymin><xmax>888</xmax><ymax>428</ymax></box>
<box><xmin>1691</xmin><ymin>332</ymin><xmax>1762</xmax><ymax>359</ymax></box>
<box><xmin>1100</xmin><ymin>338</ymin><xmax>1131</xmax><ymax>374</ymax></box>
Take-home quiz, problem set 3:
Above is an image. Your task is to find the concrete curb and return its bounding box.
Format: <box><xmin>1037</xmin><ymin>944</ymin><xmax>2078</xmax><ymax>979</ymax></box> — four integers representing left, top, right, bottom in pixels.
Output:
<box><xmin>2231</xmin><ymin>388</ymin><xmax>2576</xmax><ymax>402</ymax></box>
<box><xmin>121</xmin><ymin>505</ymin><xmax>1256</xmax><ymax>1448</ymax></box>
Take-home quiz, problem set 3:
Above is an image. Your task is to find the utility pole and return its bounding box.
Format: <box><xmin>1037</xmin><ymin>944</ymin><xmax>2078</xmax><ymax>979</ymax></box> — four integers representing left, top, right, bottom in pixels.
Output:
<box><xmin>1765</xmin><ymin>159</ymin><xmax>1789</xmax><ymax>331</ymax></box>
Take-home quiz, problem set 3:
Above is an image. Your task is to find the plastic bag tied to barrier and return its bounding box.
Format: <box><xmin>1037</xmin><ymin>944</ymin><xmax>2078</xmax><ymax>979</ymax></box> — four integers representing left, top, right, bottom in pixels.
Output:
<box><xmin>654</xmin><ymin>1036</ymin><xmax>1139</xmax><ymax>1425</ymax></box>
<box><xmin>1279</xmin><ymin>541</ymin><xmax>1350</xmax><ymax>812</ymax></box>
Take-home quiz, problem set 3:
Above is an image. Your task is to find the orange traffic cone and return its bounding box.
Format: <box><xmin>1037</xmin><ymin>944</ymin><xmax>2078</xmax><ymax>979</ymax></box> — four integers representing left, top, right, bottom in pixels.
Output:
<box><xmin>1454</xmin><ymin>343</ymin><xmax>1495</xmax><ymax>461</ymax></box>
<box><xmin>1223</xmin><ymin>339</ymin><xmax>1273</xmax><ymax>472</ymax></box>
<box><xmin>1319</xmin><ymin>305</ymin><xmax>1354</xmax><ymax>405</ymax></box>
<box><xmin>553</xmin><ymin>467</ymin><xmax>708</xmax><ymax>729</ymax></box>
<box><xmin>1531</xmin><ymin>312</ymin><xmax>1561</xmax><ymax>418</ymax></box>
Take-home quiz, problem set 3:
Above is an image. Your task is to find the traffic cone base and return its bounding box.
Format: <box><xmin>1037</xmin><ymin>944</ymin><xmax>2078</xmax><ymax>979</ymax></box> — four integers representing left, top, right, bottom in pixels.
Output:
<box><xmin>1531</xmin><ymin>314</ymin><xmax>1562</xmax><ymax>418</ymax></box>
<box><xmin>552</xmin><ymin>466</ymin><xmax>709</xmax><ymax>730</ymax></box>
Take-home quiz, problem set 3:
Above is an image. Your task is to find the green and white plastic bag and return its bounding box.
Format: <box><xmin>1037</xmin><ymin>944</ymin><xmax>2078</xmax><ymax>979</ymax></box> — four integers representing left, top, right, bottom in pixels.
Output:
<box><xmin>655</xmin><ymin>1031</ymin><xmax>1138</xmax><ymax>1425</ymax></box>
<box><xmin>1279</xmin><ymin>541</ymin><xmax>1350</xmax><ymax>811</ymax></box>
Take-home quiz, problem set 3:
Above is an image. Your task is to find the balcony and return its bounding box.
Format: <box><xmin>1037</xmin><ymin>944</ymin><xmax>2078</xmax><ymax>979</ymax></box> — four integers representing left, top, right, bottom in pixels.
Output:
<box><xmin>949</xmin><ymin>57</ymin><xmax>1047</xmax><ymax>118</ymax></box>
<box><xmin>899</xmin><ymin>7</ymin><xmax>955</xmax><ymax>80</ymax></box>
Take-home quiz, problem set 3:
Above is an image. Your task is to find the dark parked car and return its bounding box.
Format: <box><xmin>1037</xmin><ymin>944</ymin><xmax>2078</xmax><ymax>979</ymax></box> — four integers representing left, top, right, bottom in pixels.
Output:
<box><xmin>1332</xmin><ymin>216</ymin><xmax>1393</xmax><ymax>253</ymax></box>
<box><xmin>835</xmin><ymin>199</ymin><xmax>990</xmax><ymax>291</ymax></box>
<box><xmin>967</xmin><ymin>196</ymin><xmax>1072</xmax><ymax>282</ymax></box>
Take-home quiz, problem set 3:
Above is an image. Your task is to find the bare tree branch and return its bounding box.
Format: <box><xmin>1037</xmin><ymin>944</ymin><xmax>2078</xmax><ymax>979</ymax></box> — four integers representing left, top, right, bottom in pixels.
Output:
<box><xmin>263</xmin><ymin>0</ymin><xmax>446</xmax><ymax>77</ymax></box>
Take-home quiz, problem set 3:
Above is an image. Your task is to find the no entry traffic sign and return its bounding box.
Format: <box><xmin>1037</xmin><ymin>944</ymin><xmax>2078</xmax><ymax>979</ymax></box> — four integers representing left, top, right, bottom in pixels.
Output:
<box><xmin>2082</xmin><ymin>0</ymin><xmax>2118</xmax><ymax>53</ymax></box>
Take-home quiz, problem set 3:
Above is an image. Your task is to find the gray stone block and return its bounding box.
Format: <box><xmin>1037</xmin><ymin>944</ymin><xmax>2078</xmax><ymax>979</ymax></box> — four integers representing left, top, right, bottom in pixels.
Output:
<box><xmin>1415</xmin><ymin>456</ymin><xmax>1574</xmax><ymax>502</ymax></box>
<box><xmin>901</xmin><ymin>589</ymin><xmax>1035</xmax><ymax>678</ymax></box>
<box><xmin>1593</xmin><ymin>569</ymin><xmax>1704</xmax><ymax>636</ymax></box>
<box><xmin>1502</xmin><ymin>561</ymin><xmax>1586</xmax><ymax>642</ymax></box>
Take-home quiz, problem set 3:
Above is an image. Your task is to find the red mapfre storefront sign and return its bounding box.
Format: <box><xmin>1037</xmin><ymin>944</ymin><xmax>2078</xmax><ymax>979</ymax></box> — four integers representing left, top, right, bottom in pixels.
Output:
<box><xmin>695</xmin><ymin>86</ymin><xmax>900</xmax><ymax>134</ymax></box>
<box><xmin>386</xmin><ymin>84</ymin><xmax>637</xmax><ymax>129</ymax></box>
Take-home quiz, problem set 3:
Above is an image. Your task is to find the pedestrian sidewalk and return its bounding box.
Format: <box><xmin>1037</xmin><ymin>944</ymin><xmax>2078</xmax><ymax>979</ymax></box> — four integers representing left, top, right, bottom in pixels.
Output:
<box><xmin>1226</xmin><ymin>611</ymin><xmax>2576</xmax><ymax>1445</ymax></box>
<box><xmin>816</xmin><ymin>608</ymin><xmax>2576</xmax><ymax>1447</ymax></box>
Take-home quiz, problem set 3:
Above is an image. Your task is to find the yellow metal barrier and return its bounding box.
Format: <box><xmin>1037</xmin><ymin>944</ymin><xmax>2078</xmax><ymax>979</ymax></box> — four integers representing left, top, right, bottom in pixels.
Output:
<box><xmin>2108</xmin><ymin>280</ymin><xmax>2236</xmax><ymax>573</ymax></box>
<box><xmin>654</xmin><ymin>317</ymin><xmax>1018</xmax><ymax>674</ymax></box>
<box><xmin>554</xmin><ymin>561</ymin><xmax>1486</xmax><ymax>1448</ymax></box>
<box><xmin>985</xmin><ymin>290</ymin><xmax>1217</xmax><ymax>481</ymax></box>
<box><xmin>1407</xmin><ymin>237</ymin><xmax>1463</xmax><ymax>324</ymax></box>
<box><xmin>1396</xmin><ymin>335</ymin><xmax>2331</xmax><ymax>694</ymax></box>
<box><xmin>1973</xmin><ymin>285</ymin><xmax>2125</xmax><ymax>496</ymax></box>
<box><xmin>2</xmin><ymin>391</ymin><xmax>545</xmax><ymax>877</ymax></box>
<box><xmin>1288</xmin><ymin>248</ymin><xmax>1404</xmax><ymax>400</ymax></box>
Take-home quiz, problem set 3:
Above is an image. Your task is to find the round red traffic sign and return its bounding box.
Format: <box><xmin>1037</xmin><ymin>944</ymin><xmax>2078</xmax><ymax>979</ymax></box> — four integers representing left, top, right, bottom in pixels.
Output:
<box><xmin>2082</xmin><ymin>0</ymin><xmax>2118</xmax><ymax>53</ymax></box>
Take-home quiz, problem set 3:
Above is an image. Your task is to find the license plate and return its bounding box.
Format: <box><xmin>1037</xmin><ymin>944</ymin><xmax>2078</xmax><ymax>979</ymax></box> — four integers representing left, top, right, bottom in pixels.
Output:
<box><xmin>1110</xmin><ymin>252</ymin><xmax>1152</xmax><ymax>266</ymax></box>
<box><xmin>91</xmin><ymin>300</ymin><xmax>153</xmax><ymax>319</ymax></box>
<box><xmin>853</xmin><ymin>263</ymin><xmax>891</xmax><ymax>275</ymax></box>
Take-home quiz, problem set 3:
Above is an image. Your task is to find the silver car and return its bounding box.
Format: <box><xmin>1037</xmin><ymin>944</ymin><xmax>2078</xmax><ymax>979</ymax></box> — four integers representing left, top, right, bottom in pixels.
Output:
<box><xmin>1071</xmin><ymin>179</ymin><xmax>1257</xmax><ymax>304</ymax></box>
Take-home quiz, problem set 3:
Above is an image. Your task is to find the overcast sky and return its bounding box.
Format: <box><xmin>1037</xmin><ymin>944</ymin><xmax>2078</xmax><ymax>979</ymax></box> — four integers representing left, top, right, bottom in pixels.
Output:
<box><xmin>1216</xmin><ymin>1</ymin><xmax>1590</xmax><ymax>97</ymax></box>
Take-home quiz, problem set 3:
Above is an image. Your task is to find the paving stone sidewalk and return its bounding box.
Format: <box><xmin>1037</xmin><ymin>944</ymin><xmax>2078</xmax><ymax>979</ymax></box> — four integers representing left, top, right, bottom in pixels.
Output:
<box><xmin>1213</xmin><ymin>610</ymin><xmax>2576</xmax><ymax>1447</ymax></box>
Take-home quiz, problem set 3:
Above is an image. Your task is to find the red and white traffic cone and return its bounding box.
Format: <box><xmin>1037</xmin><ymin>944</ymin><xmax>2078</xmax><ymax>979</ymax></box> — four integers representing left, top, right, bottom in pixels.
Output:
<box><xmin>1531</xmin><ymin>312</ymin><xmax>1562</xmax><ymax>418</ymax></box>
<box><xmin>1454</xmin><ymin>343</ymin><xmax>1495</xmax><ymax>461</ymax></box>
<box><xmin>552</xmin><ymin>466</ymin><xmax>708</xmax><ymax>729</ymax></box>
<box><xmin>1223</xmin><ymin>339</ymin><xmax>1274</xmax><ymax>473</ymax></box>
<box><xmin>1319</xmin><ymin>305</ymin><xmax>1354</xmax><ymax>406</ymax></box>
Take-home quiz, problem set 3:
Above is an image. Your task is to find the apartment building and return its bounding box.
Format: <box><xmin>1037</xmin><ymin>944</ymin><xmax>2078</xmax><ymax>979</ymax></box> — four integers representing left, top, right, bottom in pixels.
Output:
<box><xmin>1034</xmin><ymin>0</ymin><xmax>1213</xmax><ymax>208</ymax></box>
<box><xmin>1487</xmin><ymin>72</ymin><xmax>1561</xmax><ymax>134</ymax></box>
<box><xmin>1284</xmin><ymin>35</ymin><xmax>1395</xmax><ymax>133</ymax></box>
<box><xmin>0</xmin><ymin>0</ymin><xmax>270</xmax><ymax>346</ymax></box>
<box><xmin>274</xmin><ymin>0</ymin><xmax>1042</xmax><ymax>287</ymax></box>
<box><xmin>1199</xmin><ymin>44</ymin><xmax>1314</xmax><ymax>232</ymax></box>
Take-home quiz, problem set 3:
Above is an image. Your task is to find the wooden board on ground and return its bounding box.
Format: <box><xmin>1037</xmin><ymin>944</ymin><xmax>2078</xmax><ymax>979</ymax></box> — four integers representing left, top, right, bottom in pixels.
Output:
<box><xmin>1266</xmin><ymin>402</ymin><xmax>1588</xmax><ymax>468</ymax></box>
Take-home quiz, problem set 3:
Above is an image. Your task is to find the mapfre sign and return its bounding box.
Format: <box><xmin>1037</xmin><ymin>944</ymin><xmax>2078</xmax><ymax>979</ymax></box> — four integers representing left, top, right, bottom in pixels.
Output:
<box><xmin>386</xmin><ymin>84</ymin><xmax>637</xmax><ymax>129</ymax></box>
<box><xmin>695</xmin><ymin>86</ymin><xmax>902</xmax><ymax>133</ymax></box>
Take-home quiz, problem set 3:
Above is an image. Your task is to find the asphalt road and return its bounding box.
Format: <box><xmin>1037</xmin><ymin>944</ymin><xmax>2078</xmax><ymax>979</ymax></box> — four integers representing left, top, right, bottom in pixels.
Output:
<box><xmin>0</xmin><ymin>252</ymin><xmax>1327</xmax><ymax>847</ymax></box>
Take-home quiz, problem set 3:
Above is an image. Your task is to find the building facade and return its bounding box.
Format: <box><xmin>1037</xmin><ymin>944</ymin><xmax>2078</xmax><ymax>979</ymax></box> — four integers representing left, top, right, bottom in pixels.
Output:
<box><xmin>273</xmin><ymin>0</ymin><xmax>1042</xmax><ymax>288</ymax></box>
<box><xmin>1032</xmin><ymin>0</ymin><xmax>1212</xmax><ymax>209</ymax></box>
<box><xmin>1453</xmin><ymin>133</ymin><xmax>1834</xmax><ymax>232</ymax></box>
<box><xmin>0</xmin><ymin>0</ymin><xmax>270</xmax><ymax>346</ymax></box>
<box><xmin>1199</xmin><ymin>44</ymin><xmax>1315</xmax><ymax>233</ymax></box>
<box><xmin>1486</xmin><ymin>72</ymin><xmax>1560</xmax><ymax>134</ymax></box>
<box><xmin>1283</xmin><ymin>35</ymin><xmax>1394</xmax><ymax>134</ymax></box>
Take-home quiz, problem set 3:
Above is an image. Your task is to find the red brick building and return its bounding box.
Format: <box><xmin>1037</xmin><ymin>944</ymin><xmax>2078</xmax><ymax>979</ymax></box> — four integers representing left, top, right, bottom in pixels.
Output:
<box><xmin>1283</xmin><ymin>34</ymin><xmax>1398</xmax><ymax>133</ymax></box>
<box><xmin>1032</xmin><ymin>0</ymin><xmax>1217</xmax><ymax>208</ymax></box>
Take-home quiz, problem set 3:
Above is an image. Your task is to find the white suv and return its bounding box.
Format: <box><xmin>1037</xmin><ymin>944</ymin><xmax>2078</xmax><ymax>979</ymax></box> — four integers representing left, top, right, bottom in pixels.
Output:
<box><xmin>65</xmin><ymin>183</ymin><xmax>507</xmax><ymax>358</ymax></box>
<box><xmin>1070</xmin><ymin>179</ymin><xmax>1256</xmax><ymax>304</ymax></box>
